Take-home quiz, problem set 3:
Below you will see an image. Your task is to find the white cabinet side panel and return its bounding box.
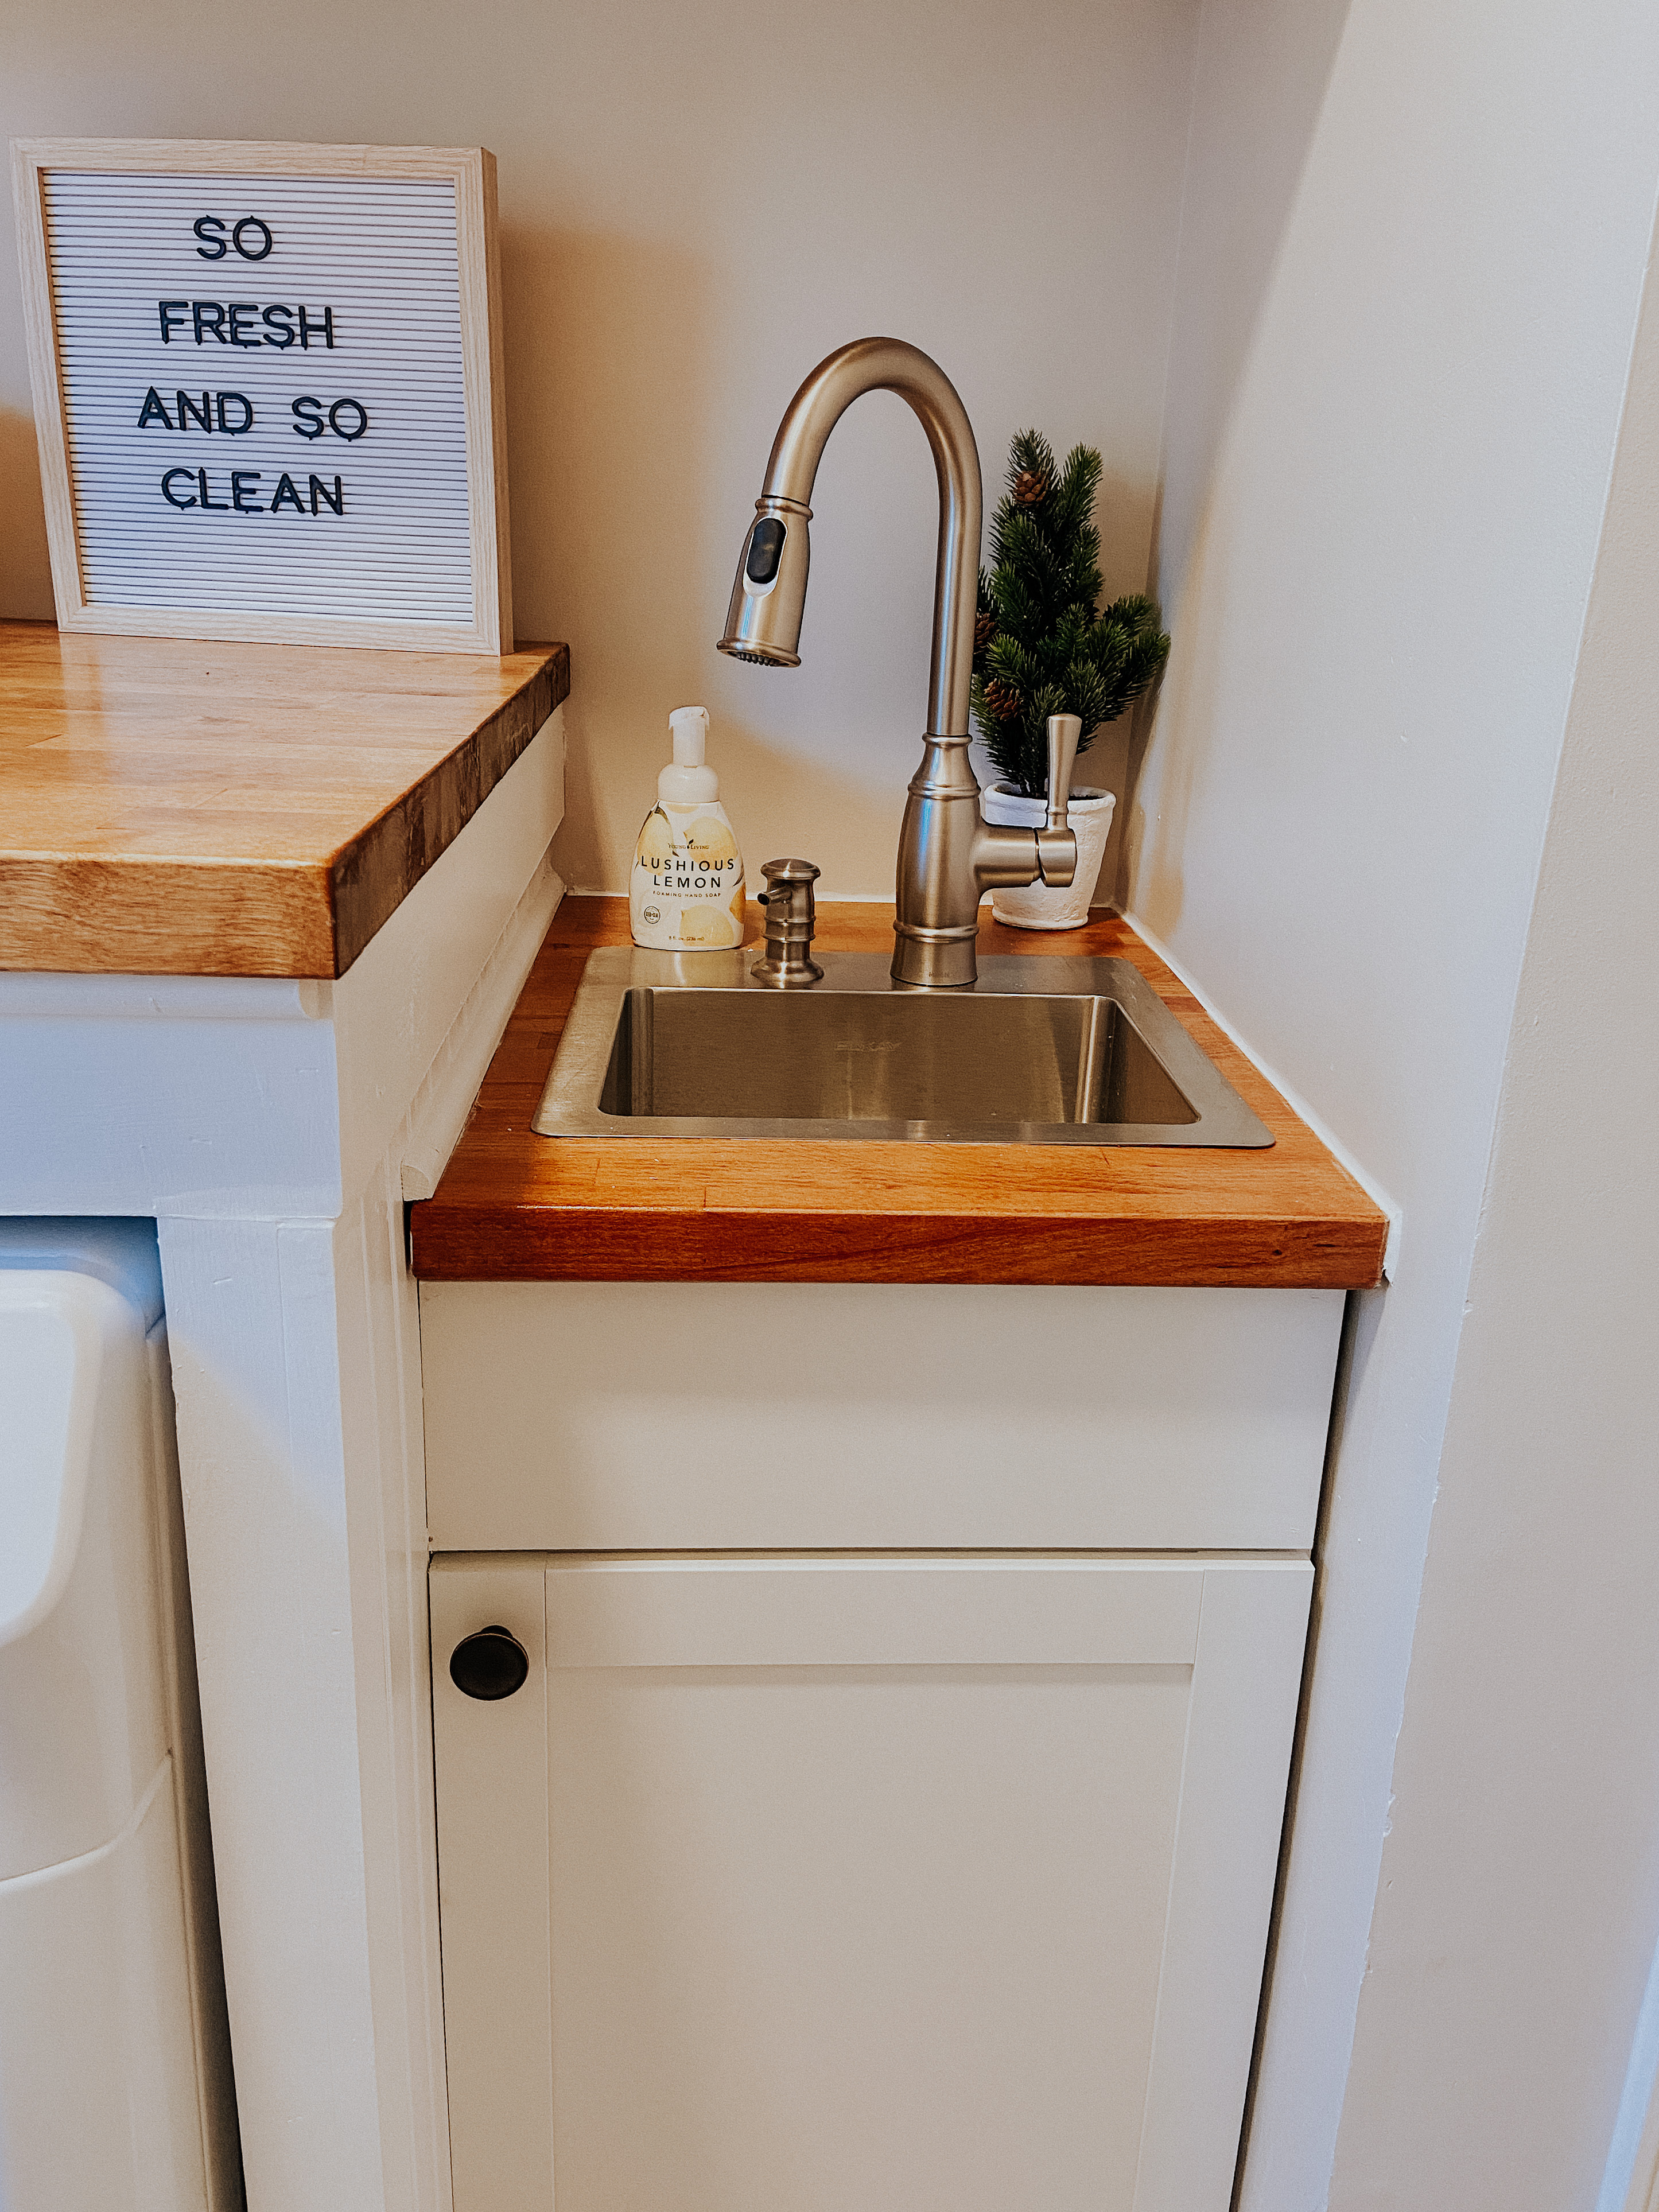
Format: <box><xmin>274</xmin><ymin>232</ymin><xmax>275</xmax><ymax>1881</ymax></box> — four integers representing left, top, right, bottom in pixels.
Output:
<box><xmin>157</xmin><ymin>1214</ymin><xmax>386</xmax><ymax>2212</ymax></box>
<box><xmin>333</xmin><ymin>1163</ymin><xmax>456</xmax><ymax>2212</ymax></box>
<box><xmin>146</xmin><ymin>1321</ymin><xmax>241</xmax><ymax>2212</ymax></box>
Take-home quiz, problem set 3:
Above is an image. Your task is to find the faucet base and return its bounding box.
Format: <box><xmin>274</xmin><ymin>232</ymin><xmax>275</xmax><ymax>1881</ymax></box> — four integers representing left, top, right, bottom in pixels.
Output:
<box><xmin>891</xmin><ymin>920</ymin><xmax>981</xmax><ymax>990</ymax></box>
<box><xmin>891</xmin><ymin>740</ymin><xmax>989</xmax><ymax>988</ymax></box>
<box><xmin>891</xmin><ymin>739</ymin><xmax>1054</xmax><ymax>988</ymax></box>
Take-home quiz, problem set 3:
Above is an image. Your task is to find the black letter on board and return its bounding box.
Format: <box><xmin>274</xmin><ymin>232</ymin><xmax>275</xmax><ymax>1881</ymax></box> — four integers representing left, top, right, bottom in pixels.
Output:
<box><xmin>161</xmin><ymin>468</ymin><xmax>197</xmax><ymax>507</ymax></box>
<box><xmin>328</xmin><ymin>398</ymin><xmax>368</xmax><ymax>441</ymax></box>
<box><xmin>192</xmin><ymin>302</ymin><xmax>227</xmax><ymax>344</ymax></box>
<box><xmin>137</xmin><ymin>387</ymin><xmax>173</xmax><ymax>430</ymax></box>
<box><xmin>297</xmin><ymin>306</ymin><xmax>335</xmax><ymax>351</ymax></box>
<box><xmin>309</xmin><ymin>473</ymin><xmax>344</xmax><ymax>516</ymax></box>
<box><xmin>193</xmin><ymin>216</ymin><xmax>227</xmax><ymax>259</ymax></box>
<box><xmin>232</xmin><ymin>217</ymin><xmax>273</xmax><ymax>261</ymax></box>
<box><xmin>261</xmin><ymin>304</ymin><xmax>296</xmax><ymax>348</ymax></box>
<box><xmin>270</xmin><ymin>472</ymin><xmax>306</xmax><ymax>514</ymax></box>
<box><xmin>216</xmin><ymin>391</ymin><xmax>254</xmax><ymax>434</ymax></box>
<box><xmin>227</xmin><ymin>302</ymin><xmax>261</xmax><ymax>348</ymax></box>
<box><xmin>158</xmin><ymin>300</ymin><xmax>189</xmax><ymax>343</ymax></box>
<box><xmin>197</xmin><ymin>469</ymin><xmax>228</xmax><ymax>511</ymax></box>
<box><xmin>231</xmin><ymin>470</ymin><xmax>263</xmax><ymax>512</ymax></box>
<box><xmin>177</xmin><ymin>390</ymin><xmax>212</xmax><ymax>434</ymax></box>
<box><xmin>290</xmin><ymin>396</ymin><xmax>325</xmax><ymax>440</ymax></box>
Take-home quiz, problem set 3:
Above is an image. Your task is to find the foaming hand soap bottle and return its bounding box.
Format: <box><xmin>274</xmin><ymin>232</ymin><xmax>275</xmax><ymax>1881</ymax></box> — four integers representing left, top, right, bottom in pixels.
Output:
<box><xmin>630</xmin><ymin>706</ymin><xmax>746</xmax><ymax>949</ymax></box>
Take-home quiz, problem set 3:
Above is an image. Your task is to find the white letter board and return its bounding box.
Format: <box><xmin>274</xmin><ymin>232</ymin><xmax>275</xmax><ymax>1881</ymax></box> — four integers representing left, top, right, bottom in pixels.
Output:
<box><xmin>11</xmin><ymin>139</ymin><xmax>512</xmax><ymax>653</ymax></box>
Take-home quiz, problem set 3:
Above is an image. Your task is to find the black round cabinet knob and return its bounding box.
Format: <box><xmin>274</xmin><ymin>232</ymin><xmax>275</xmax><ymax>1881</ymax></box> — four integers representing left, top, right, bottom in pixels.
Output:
<box><xmin>449</xmin><ymin>1624</ymin><xmax>530</xmax><ymax>1701</ymax></box>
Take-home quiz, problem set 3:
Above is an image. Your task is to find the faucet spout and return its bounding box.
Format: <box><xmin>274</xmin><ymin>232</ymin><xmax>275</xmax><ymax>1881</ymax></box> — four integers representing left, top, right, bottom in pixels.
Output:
<box><xmin>718</xmin><ymin>339</ymin><xmax>1074</xmax><ymax>986</ymax></box>
<box><xmin>752</xmin><ymin>337</ymin><xmax>980</xmax><ymax>735</ymax></box>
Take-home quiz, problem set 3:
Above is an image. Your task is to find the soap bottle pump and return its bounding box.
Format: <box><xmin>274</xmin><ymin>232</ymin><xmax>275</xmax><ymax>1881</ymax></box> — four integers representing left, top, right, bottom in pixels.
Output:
<box><xmin>630</xmin><ymin>707</ymin><xmax>747</xmax><ymax>950</ymax></box>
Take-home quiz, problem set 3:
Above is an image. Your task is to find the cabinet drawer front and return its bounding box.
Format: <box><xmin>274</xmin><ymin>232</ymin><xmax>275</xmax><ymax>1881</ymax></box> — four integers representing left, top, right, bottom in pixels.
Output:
<box><xmin>422</xmin><ymin>1281</ymin><xmax>1343</xmax><ymax>1553</ymax></box>
<box><xmin>432</xmin><ymin>1552</ymin><xmax>1312</xmax><ymax>2212</ymax></box>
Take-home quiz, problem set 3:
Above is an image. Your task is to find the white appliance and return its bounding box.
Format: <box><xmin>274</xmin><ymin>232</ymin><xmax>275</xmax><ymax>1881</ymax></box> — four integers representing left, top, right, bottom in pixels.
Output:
<box><xmin>0</xmin><ymin>1220</ymin><xmax>240</xmax><ymax>2212</ymax></box>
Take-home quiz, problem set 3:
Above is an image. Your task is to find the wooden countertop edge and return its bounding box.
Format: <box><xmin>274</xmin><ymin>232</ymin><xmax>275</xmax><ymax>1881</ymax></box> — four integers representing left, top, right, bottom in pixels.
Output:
<box><xmin>409</xmin><ymin>1203</ymin><xmax>1385</xmax><ymax>1290</ymax></box>
<box><xmin>328</xmin><ymin>642</ymin><xmax>569</xmax><ymax>973</ymax></box>
<box><xmin>0</xmin><ymin>850</ymin><xmax>342</xmax><ymax>977</ymax></box>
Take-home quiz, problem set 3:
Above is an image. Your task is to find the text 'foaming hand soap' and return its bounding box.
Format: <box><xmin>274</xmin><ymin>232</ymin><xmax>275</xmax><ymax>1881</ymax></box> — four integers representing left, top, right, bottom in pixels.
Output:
<box><xmin>630</xmin><ymin>706</ymin><xmax>746</xmax><ymax>950</ymax></box>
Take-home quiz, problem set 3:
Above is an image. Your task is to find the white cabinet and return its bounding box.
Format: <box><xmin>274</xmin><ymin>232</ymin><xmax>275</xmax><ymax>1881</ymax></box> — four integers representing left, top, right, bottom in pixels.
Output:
<box><xmin>421</xmin><ymin>1278</ymin><xmax>1339</xmax><ymax>2210</ymax></box>
<box><xmin>430</xmin><ymin>1551</ymin><xmax>1312</xmax><ymax>2212</ymax></box>
<box><xmin>421</xmin><ymin>1281</ymin><xmax>1345</xmax><ymax>1552</ymax></box>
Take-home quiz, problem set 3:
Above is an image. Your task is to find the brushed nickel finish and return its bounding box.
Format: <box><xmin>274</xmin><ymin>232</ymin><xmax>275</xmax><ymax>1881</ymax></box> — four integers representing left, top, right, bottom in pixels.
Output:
<box><xmin>533</xmin><ymin>946</ymin><xmax>1274</xmax><ymax>1148</ymax></box>
<box><xmin>751</xmin><ymin>857</ymin><xmax>823</xmax><ymax>988</ymax></box>
<box><xmin>1035</xmin><ymin>713</ymin><xmax>1083</xmax><ymax>888</ymax></box>
<box><xmin>716</xmin><ymin>339</ymin><xmax>1080</xmax><ymax>989</ymax></box>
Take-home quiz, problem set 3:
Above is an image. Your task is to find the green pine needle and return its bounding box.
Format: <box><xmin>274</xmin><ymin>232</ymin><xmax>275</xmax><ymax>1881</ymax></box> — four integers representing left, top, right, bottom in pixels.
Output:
<box><xmin>970</xmin><ymin>430</ymin><xmax>1171</xmax><ymax>798</ymax></box>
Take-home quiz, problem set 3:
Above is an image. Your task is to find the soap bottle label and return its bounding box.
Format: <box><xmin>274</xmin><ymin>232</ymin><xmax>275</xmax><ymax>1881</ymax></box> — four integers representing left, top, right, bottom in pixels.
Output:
<box><xmin>630</xmin><ymin>802</ymin><xmax>745</xmax><ymax>948</ymax></box>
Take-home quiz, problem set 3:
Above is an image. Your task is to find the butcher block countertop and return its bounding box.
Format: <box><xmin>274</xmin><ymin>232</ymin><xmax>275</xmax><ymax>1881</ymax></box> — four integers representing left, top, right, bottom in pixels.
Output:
<box><xmin>0</xmin><ymin>620</ymin><xmax>569</xmax><ymax>977</ymax></box>
<box><xmin>410</xmin><ymin>896</ymin><xmax>1388</xmax><ymax>1289</ymax></box>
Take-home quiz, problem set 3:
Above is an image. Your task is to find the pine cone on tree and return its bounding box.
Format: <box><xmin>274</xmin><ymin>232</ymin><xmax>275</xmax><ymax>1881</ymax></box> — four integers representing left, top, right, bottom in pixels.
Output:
<box><xmin>1012</xmin><ymin>468</ymin><xmax>1048</xmax><ymax>507</ymax></box>
<box><xmin>974</xmin><ymin>609</ymin><xmax>996</xmax><ymax>654</ymax></box>
<box><xmin>982</xmin><ymin>677</ymin><xmax>1023</xmax><ymax>722</ymax></box>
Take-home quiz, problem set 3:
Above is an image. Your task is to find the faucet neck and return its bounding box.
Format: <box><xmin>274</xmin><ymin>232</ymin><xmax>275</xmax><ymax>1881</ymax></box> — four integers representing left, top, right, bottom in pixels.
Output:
<box><xmin>759</xmin><ymin>339</ymin><xmax>982</xmax><ymax>737</ymax></box>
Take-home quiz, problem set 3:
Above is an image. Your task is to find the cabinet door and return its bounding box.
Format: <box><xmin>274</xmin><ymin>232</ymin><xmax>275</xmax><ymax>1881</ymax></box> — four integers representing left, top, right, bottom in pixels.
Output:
<box><xmin>431</xmin><ymin>1554</ymin><xmax>1310</xmax><ymax>2212</ymax></box>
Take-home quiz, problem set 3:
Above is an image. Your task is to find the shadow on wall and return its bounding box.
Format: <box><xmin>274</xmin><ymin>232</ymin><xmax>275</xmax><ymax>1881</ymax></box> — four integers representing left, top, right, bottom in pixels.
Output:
<box><xmin>1</xmin><ymin>409</ymin><xmax>54</xmax><ymax>619</ymax></box>
<box><xmin>503</xmin><ymin>224</ymin><xmax>994</xmax><ymax>895</ymax></box>
<box><xmin>1120</xmin><ymin>502</ymin><xmax>1233</xmax><ymax>939</ymax></box>
<box><xmin>499</xmin><ymin>224</ymin><xmax>710</xmax><ymax>889</ymax></box>
<box><xmin>502</xmin><ymin>223</ymin><xmax>896</xmax><ymax>893</ymax></box>
<box><xmin>1112</xmin><ymin>0</ymin><xmax>1358</xmax><ymax>923</ymax></box>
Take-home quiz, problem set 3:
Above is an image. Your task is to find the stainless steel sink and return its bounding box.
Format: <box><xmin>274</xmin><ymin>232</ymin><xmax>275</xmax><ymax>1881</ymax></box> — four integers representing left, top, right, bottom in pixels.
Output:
<box><xmin>533</xmin><ymin>948</ymin><xmax>1273</xmax><ymax>1147</ymax></box>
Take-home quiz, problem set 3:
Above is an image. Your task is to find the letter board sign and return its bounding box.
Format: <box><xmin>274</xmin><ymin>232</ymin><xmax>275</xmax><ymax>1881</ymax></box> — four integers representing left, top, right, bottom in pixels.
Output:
<box><xmin>11</xmin><ymin>139</ymin><xmax>512</xmax><ymax>652</ymax></box>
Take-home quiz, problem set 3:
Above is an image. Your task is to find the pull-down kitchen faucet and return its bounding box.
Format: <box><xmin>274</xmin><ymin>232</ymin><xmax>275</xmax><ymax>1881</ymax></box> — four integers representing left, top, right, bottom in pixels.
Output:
<box><xmin>717</xmin><ymin>337</ymin><xmax>1079</xmax><ymax>989</ymax></box>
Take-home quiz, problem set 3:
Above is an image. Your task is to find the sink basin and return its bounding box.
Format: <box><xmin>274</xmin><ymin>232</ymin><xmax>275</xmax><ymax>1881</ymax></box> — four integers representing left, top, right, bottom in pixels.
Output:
<box><xmin>533</xmin><ymin>948</ymin><xmax>1273</xmax><ymax>1146</ymax></box>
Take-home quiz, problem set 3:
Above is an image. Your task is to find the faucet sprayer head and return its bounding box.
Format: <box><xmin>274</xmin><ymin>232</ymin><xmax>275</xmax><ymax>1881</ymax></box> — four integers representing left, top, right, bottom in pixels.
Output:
<box><xmin>717</xmin><ymin>496</ymin><xmax>811</xmax><ymax>667</ymax></box>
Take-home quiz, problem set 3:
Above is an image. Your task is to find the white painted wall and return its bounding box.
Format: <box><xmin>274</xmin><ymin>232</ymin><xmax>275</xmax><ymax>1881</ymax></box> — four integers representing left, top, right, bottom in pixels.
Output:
<box><xmin>1142</xmin><ymin>0</ymin><xmax>1352</xmax><ymax>635</ymax></box>
<box><xmin>0</xmin><ymin>0</ymin><xmax>1200</xmax><ymax>901</ymax></box>
<box><xmin>1326</xmin><ymin>205</ymin><xmax>1659</xmax><ymax>2212</ymax></box>
<box><xmin>1129</xmin><ymin>0</ymin><xmax>1659</xmax><ymax>2203</ymax></box>
<box><xmin>1107</xmin><ymin>0</ymin><xmax>1358</xmax><ymax>912</ymax></box>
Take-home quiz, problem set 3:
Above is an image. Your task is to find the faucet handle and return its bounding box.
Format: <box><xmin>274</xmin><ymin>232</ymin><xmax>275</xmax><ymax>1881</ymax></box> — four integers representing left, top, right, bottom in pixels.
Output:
<box><xmin>1035</xmin><ymin>714</ymin><xmax>1083</xmax><ymax>888</ymax></box>
<box><xmin>1046</xmin><ymin>713</ymin><xmax>1082</xmax><ymax>833</ymax></box>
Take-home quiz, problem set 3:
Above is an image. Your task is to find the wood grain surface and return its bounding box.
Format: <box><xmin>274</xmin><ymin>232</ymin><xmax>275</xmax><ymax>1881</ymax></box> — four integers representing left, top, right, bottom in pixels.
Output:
<box><xmin>410</xmin><ymin>897</ymin><xmax>1388</xmax><ymax>1288</ymax></box>
<box><xmin>0</xmin><ymin>620</ymin><xmax>568</xmax><ymax>976</ymax></box>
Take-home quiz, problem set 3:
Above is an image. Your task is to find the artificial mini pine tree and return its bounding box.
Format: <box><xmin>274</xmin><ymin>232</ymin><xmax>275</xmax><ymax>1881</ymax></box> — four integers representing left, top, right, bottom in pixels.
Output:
<box><xmin>971</xmin><ymin>430</ymin><xmax>1170</xmax><ymax>798</ymax></box>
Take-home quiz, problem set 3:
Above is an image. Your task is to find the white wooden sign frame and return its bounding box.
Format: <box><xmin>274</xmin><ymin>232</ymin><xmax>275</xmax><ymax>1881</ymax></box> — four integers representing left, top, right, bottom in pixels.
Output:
<box><xmin>11</xmin><ymin>139</ymin><xmax>513</xmax><ymax>653</ymax></box>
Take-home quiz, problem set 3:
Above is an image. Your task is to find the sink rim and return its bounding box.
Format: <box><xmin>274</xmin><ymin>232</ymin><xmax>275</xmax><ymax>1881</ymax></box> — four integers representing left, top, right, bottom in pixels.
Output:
<box><xmin>531</xmin><ymin>947</ymin><xmax>1275</xmax><ymax>1148</ymax></box>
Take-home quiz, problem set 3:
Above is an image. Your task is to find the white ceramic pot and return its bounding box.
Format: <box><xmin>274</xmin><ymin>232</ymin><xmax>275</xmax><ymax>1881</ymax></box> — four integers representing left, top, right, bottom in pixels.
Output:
<box><xmin>980</xmin><ymin>781</ymin><xmax>1116</xmax><ymax>930</ymax></box>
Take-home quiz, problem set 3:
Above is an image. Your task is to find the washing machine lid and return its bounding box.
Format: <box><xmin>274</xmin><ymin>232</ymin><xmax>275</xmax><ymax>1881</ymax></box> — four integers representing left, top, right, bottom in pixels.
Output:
<box><xmin>0</xmin><ymin>1219</ymin><xmax>162</xmax><ymax>1331</ymax></box>
<box><xmin>0</xmin><ymin>1274</ymin><xmax>107</xmax><ymax>1649</ymax></box>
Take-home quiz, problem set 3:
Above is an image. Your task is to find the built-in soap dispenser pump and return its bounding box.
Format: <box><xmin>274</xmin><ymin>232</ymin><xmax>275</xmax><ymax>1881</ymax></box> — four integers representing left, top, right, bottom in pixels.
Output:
<box><xmin>630</xmin><ymin>706</ymin><xmax>747</xmax><ymax>950</ymax></box>
<box><xmin>751</xmin><ymin>857</ymin><xmax>823</xmax><ymax>987</ymax></box>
